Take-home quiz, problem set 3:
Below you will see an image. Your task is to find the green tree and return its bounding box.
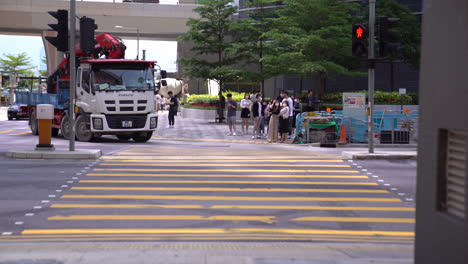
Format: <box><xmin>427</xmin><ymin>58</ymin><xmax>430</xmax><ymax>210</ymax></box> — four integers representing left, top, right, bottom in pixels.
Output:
<box><xmin>39</xmin><ymin>56</ymin><xmax>48</xmax><ymax>77</ymax></box>
<box><xmin>232</xmin><ymin>0</ymin><xmax>278</xmax><ymax>94</ymax></box>
<box><xmin>262</xmin><ymin>0</ymin><xmax>362</xmax><ymax>96</ymax></box>
<box><xmin>0</xmin><ymin>53</ymin><xmax>35</xmax><ymax>102</ymax></box>
<box><xmin>179</xmin><ymin>0</ymin><xmax>245</xmax><ymax>94</ymax></box>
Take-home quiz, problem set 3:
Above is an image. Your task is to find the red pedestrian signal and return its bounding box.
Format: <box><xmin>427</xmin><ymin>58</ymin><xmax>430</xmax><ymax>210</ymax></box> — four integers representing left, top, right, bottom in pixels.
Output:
<box><xmin>352</xmin><ymin>24</ymin><xmax>368</xmax><ymax>58</ymax></box>
<box><xmin>356</xmin><ymin>26</ymin><xmax>364</xmax><ymax>38</ymax></box>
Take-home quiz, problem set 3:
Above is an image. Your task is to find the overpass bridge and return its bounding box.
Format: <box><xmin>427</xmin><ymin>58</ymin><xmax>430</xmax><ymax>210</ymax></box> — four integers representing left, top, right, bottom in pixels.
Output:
<box><xmin>0</xmin><ymin>0</ymin><xmax>198</xmax><ymax>41</ymax></box>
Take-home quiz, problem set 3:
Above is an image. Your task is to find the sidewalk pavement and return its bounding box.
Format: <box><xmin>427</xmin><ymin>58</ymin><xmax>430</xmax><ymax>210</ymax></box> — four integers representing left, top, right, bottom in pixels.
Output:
<box><xmin>0</xmin><ymin>106</ymin><xmax>7</xmax><ymax>121</ymax></box>
<box><xmin>0</xmin><ymin>242</ymin><xmax>414</xmax><ymax>264</ymax></box>
<box><xmin>156</xmin><ymin>112</ymin><xmax>417</xmax><ymax>160</ymax></box>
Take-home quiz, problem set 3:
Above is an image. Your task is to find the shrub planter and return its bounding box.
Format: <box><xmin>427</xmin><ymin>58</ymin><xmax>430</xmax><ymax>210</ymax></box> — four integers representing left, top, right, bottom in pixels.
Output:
<box><xmin>180</xmin><ymin>106</ymin><xmax>241</xmax><ymax>121</ymax></box>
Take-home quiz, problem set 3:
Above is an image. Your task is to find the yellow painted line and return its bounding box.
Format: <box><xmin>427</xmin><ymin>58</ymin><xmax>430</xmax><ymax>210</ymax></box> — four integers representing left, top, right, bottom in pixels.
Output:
<box><xmin>0</xmin><ymin>130</ymin><xmax>14</xmax><ymax>134</ymax></box>
<box><xmin>48</xmin><ymin>215</ymin><xmax>276</xmax><ymax>222</ymax></box>
<box><xmin>99</xmin><ymin>163</ymin><xmax>351</xmax><ymax>168</ymax></box>
<box><xmin>210</xmin><ymin>205</ymin><xmax>415</xmax><ymax>211</ymax></box>
<box><xmin>50</xmin><ymin>203</ymin><xmax>415</xmax><ymax>212</ymax></box>
<box><xmin>22</xmin><ymin>228</ymin><xmax>414</xmax><ymax>237</ymax></box>
<box><xmin>79</xmin><ymin>180</ymin><xmax>378</xmax><ymax>186</ymax></box>
<box><xmin>292</xmin><ymin>216</ymin><xmax>415</xmax><ymax>223</ymax></box>
<box><xmin>50</xmin><ymin>204</ymin><xmax>203</xmax><ymax>209</ymax></box>
<box><xmin>0</xmin><ymin>234</ymin><xmax>415</xmax><ymax>241</ymax></box>
<box><xmin>71</xmin><ymin>186</ymin><xmax>389</xmax><ymax>194</ymax></box>
<box><xmin>87</xmin><ymin>172</ymin><xmax>368</xmax><ymax>179</ymax></box>
<box><xmin>61</xmin><ymin>195</ymin><xmax>401</xmax><ymax>202</ymax></box>
<box><xmin>93</xmin><ymin>168</ymin><xmax>360</xmax><ymax>173</ymax></box>
<box><xmin>15</xmin><ymin>131</ymin><xmax>32</xmax><ymax>135</ymax></box>
<box><xmin>100</xmin><ymin>159</ymin><xmax>345</xmax><ymax>163</ymax></box>
<box><xmin>0</xmin><ymin>236</ymin><xmax>414</xmax><ymax>243</ymax></box>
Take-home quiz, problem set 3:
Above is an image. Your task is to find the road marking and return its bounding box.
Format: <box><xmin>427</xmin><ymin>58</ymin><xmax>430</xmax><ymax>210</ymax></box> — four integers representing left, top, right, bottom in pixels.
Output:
<box><xmin>48</xmin><ymin>195</ymin><xmax>56</xmax><ymax>198</ymax></box>
<box><xmin>48</xmin><ymin>215</ymin><xmax>276</xmax><ymax>223</ymax></box>
<box><xmin>72</xmin><ymin>177</ymin><xmax>79</xmax><ymax>180</ymax></box>
<box><xmin>210</xmin><ymin>205</ymin><xmax>414</xmax><ymax>211</ymax></box>
<box><xmin>15</xmin><ymin>222</ymin><xmax>24</xmax><ymax>225</ymax></box>
<box><xmin>292</xmin><ymin>216</ymin><xmax>415</xmax><ymax>223</ymax></box>
<box><xmin>87</xmin><ymin>172</ymin><xmax>368</xmax><ymax>179</ymax></box>
<box><xmin>398</xmin><ymin>193</ymin><xmax>405</xmax><ymax>196</ymax></box>
<box><xmin>0</xmin><ymin>236</ymin><xmax>415</xmax><ymax>243</ymax></box>
<box><xmin>22</xmin><ymin>228</ymin><xmax>414</xmax><ymax>237</ymax></box>
<box><xmin>50</xmin><ymin>204</ymin><xmax>415</xmax><ymax>211</ymax></box>
<box><xmin>0</xmin><ymin>233</ymin><xmax>415</xmax><ymax>241</ymax></box>
<box><xmin>1</xmin><ymin>232</ymin><xmax>12</xmax><ymax>236</ymax></box>
<box><xmin>61</xmin><ymin>185</ymin><xmax>68</xmax><ymax>188</ymax></box>
<box><xmin>101</xmin><ymin>159</ymin><xmax>345</xmax><ymax>163</ymax></box>
<box><xmin>0</xmin><ymin>130</ymin><xmax>14</xmax><ymax>134</ymax></box>
<box><xmin>93</xmin><ymin>168</ymin><xmax>361</xmax><ymax>173</ymax></box>
<box><xmin>41</xmin><ymin>200</ymin><xmax>49</xmax><ymax>203</ymax></box>
<box><xmin>61</xmin><ymin>195</ymin><xmax>401</xmax><ymax>202</ymax></box>
<box><xmin>99</xmin><ymin>163</ymin><xmax>351</xmax><ymax>168</ymax></box>
<box><xmin>16</xmin><ymin>131</ymin><xmax>32</xmax><ymax>135</ymax></box>
<box><xmin>33</xmin><ymin>206</ymin><xmax>42</xmax><ymax>209</ymax></box>
<box><xmin>79</xmin><ymin>180</ymin><xmax>378</xmax><ymax>186</ymax></box>
<box><xmin>362</xmin><ymin>169</ymin><xmax>368</xmax><ymax>171</ymax></box>
<box><xmin>406</xmin><ymin>198</ymin><xmax>414</xmax><ymax>201</ymax></box>
<box><xmin>25</xmin><ymin>213</ymin><xmax>34</xmax><ymax>216</ymax></box>
<box><xmin>67</xmin><ymin>181</ymin><xmax>74</xmax><ymax>184</ymax></box>
<box><xmin>51</xmin><ymin>204</ymin><xmax>204</xmax><ymax>209</ymax></box>
<box><xmin>76</xmin><ymin>173</ymin><xmax>82</xmax><ymax>176</ymax></box>
<box><xmin>56</xmin><ymin>190</ymin><xmax>62</xmax><ymax>192</ymax></box>
<box><xmin>391</xmin><ymin>188</ymin><xmax>398</xmax><ymax>191</ymax></box>
<box><xmin>71</xmin><ymin>186</ymin><xmax>389</xmax><ymax>194</ymax></box>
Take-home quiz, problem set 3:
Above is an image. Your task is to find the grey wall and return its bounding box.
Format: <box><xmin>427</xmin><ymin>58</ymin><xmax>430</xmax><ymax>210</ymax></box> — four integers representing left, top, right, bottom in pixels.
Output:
<box><xmin>415</xmin><ymin>1</ymin><xmax>468</xmax><ymax>264</ymax></box>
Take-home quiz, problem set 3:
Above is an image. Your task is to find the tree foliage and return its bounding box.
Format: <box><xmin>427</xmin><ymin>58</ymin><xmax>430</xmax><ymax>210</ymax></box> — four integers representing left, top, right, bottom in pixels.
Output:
<box><xmin>261</xmin><ymin>0</ymin><xmax>362</xmax><ymax>94</ymax></box>
<box><xmin>0</xmin><ymin>52</ymin><xmax>35</xmax><ymax>76</ymax></box>
<box><xmin>178</xmin><ymin>0</ymin><xmax>245</xmax><ymax>92</ymax></box>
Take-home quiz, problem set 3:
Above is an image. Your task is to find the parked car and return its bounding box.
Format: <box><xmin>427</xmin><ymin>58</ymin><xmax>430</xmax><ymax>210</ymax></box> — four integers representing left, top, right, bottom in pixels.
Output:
<box><xmin>7</xmin><ymin>103</ymin><xmax>28</xmax><ymax>120</ymax></box>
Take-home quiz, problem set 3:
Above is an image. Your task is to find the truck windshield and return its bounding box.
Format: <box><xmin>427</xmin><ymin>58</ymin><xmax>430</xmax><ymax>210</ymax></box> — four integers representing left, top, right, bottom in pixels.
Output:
<box><xmin>92</xmin><ymin>68</ymin><xmax>155</xmax><ymax>91</ymax></box>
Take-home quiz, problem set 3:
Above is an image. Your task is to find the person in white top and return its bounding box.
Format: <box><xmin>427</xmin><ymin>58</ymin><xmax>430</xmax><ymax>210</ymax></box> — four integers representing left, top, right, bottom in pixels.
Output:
<box><xmin>279</xmin><ymin>101</ymin><xmax>290</xmax><ymax>143</ymax></box>
<box><xmin>281</xmin><ymin>91</ymin><xmax>294</xmax><ymax>136</ymax></box>
<box><xmin>155</xmin><ymin>93</ymin><xmax>161</xmax><ymax>112</ymax></box>
<box><xmin>240</xmin><ymin>94</ymin><xmax>252</xmax><ymax>134</ymax></box>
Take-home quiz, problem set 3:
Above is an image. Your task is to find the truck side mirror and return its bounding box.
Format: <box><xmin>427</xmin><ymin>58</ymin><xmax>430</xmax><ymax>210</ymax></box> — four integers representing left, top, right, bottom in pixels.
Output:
<box><xmin>161</xmin><ymin>70</ymin><xmax>167</xmax><ymax>79</ymax></box>
<box><xmin>161</xmin><ymin>80</ymin><xmax>167</xmax><ymax>87</ymax></box>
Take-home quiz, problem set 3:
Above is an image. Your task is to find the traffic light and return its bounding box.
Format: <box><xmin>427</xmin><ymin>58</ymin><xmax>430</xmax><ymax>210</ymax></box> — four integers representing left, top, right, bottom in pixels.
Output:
<box><xmin>378</xmin><ymin>16</ymin><xmax>401</xmax><ymax>58</ymax></box>
<box><xmin>45</xmin><ymin>9</ymin><xmax>69</xmax><ymax>52</ymax></box>
<box><xmin>80</xmin><ymin>17</ymin><xmax>98</xmax><ymax>55</ymax></box>
<box><xmin>352</xmin><ymin>24</ymin><xmax>368</xmax><ymax>58</ymax></box>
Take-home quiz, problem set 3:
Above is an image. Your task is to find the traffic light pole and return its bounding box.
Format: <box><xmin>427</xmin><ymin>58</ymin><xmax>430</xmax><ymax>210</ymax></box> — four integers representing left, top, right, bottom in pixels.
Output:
<box><xmin>368</xmin><ymin>0</ymin><xmax>376</xmax><ymax>153</ymax></box>
<box><xmin>69</xmin><ymin>0</ymin><xmax>76</xmax><ymax>151</ymax></box>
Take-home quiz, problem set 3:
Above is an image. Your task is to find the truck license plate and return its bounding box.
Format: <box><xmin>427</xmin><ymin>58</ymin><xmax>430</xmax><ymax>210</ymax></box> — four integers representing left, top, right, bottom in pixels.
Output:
<box><xmin>122</xmin><ymin>121</ymin><xmax>133</xmax><ymax>128</ymax></box>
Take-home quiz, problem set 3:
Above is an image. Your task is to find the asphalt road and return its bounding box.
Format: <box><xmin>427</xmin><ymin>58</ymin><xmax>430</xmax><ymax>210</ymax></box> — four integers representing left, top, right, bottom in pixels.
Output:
<box><xmin>0</xmin><ymin>119</ymin><xmax>417</xmax><ymax>246</ymax></box>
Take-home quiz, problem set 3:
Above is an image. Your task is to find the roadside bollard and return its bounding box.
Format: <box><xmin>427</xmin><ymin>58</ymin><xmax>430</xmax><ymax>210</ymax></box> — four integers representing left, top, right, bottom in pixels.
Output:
<box><xmin>35</xmin><ymin>104</ymin><xmax>55</xmax><ymax>150</ymax></box>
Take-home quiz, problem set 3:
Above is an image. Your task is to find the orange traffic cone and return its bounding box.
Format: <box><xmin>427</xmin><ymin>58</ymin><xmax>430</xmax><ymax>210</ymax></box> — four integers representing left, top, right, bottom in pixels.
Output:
<box><xmin>338</xmin><ymin>123</ymin><xmax>347</xmax><ymax>144</ymax></box>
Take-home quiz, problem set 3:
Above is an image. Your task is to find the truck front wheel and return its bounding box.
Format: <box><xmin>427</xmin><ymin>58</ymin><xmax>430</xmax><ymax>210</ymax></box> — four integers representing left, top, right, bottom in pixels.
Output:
<box><xmin>75</xmin><ymin>115</ymin><xmax>94</xmax><ymax>142</ymax></box>
<box><xmin>29</xmin><ymin>110</ymin><xmax>39</xmax><ymax>135</ymax></box>
<box><xmin>132</xmin><ymin>132</ymin><xmax>153</xmax><ymax>143</ymax></box>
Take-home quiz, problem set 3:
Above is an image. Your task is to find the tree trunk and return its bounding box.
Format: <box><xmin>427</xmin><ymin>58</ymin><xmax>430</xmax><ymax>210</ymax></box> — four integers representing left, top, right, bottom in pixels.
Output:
<box><xmin>317</xmin><ymin>72</ymin><xmax>327</xmax><ymax>97</ymax></box>
<box><xmin>390</xmin><ymin>60</ymin><xmax>395</xmax><ymax>92</ymax></box>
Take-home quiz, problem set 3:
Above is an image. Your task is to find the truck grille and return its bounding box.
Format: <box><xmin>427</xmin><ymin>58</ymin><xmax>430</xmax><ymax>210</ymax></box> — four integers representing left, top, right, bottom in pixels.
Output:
<box><xmin>106</xmin><ymin>115</ymin><xmax>147</xmax><ymax>129</ymax></box>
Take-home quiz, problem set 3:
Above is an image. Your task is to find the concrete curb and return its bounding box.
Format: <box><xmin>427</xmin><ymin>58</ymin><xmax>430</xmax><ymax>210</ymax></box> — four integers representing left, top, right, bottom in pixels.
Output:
<box><xmin>342</xmin><ymin>151</ymin><xmax>417</xmax><ymax>160</ymax></box>
<box><xmin>6</xmin><ymin>149</ymin><xmax>102</xmax><ymax>160</ymax></box>
<box><xmin>309</xmin><ymin>143</ymin><xmax>417</xmax><ymax>148</ymax></box>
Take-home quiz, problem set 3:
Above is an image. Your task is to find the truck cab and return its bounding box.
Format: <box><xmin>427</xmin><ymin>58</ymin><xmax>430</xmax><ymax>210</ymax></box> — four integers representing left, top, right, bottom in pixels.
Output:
<box><xmin>71</xmin><ymin>59</ymin><xmax>163</xmax><ymax>142</ymax></box>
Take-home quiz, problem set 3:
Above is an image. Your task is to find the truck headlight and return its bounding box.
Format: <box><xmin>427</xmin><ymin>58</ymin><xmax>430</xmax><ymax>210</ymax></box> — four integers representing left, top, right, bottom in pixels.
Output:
<box><xmin>93</xmin><ymin>117</ymin><xmax>103</xmax><ymax>130</ymax></box>
<box><xmin>150</xmin><ymin>117</ymin><xmax>158</xmax><ymax>129</ymax></box>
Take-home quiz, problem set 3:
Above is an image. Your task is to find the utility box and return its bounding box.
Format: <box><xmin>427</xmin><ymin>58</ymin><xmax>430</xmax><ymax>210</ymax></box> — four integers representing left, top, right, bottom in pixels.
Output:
<box><xmin>36</xmin><ymin>104</ymin><xmax>54</xmax><ymax>120</ymax></box>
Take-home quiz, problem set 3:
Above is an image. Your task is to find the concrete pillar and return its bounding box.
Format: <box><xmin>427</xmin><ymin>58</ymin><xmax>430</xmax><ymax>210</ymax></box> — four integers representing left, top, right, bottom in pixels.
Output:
<box><xmin>42</xmin><ymin>31</ymin><xmax>64</xmax><ymax>76</ymax></box>
<box><xmin>415</xmin><ymin>1</ymin><xmax>468</xmax><ymax>264</ymax></box>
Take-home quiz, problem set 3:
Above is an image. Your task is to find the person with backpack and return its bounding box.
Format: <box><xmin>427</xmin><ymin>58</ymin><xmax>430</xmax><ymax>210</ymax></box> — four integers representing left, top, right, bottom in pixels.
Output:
<box><xmin>167</xmin><ymin>91</ymin><xmax>178</xmax><ymax>128</ymax></box>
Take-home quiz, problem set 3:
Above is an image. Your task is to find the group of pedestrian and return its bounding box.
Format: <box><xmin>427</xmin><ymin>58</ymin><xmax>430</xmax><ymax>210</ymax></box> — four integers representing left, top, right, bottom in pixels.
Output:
<box><xmin>226</xmin><ymin>90</ymin><xmax>305</xmax><ymax>143</ymax></box>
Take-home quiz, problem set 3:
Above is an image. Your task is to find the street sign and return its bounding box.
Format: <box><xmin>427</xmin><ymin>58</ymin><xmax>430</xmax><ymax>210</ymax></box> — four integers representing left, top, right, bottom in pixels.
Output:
<box><xmin>399</xmin><ymin>88</ymin><xmax>407</xmax><ymax>95</ymax></box>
